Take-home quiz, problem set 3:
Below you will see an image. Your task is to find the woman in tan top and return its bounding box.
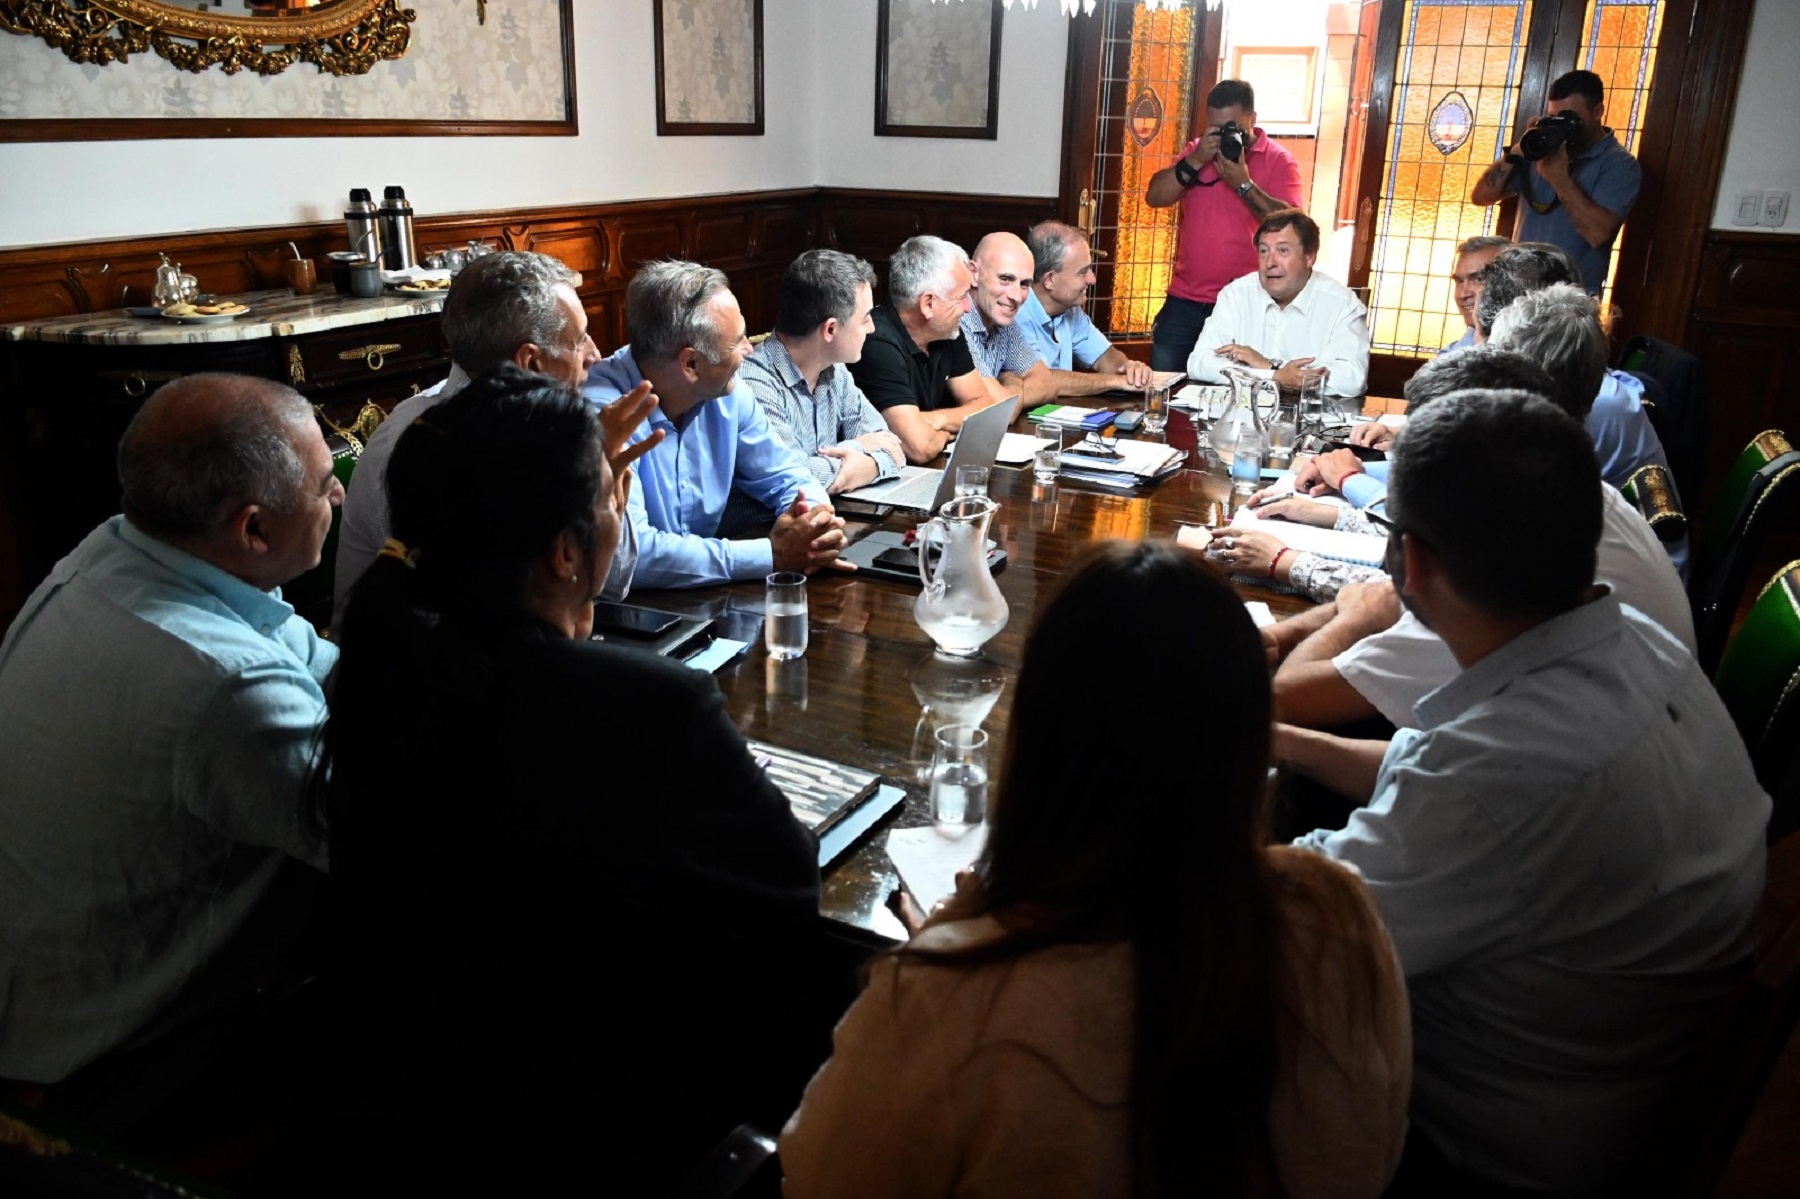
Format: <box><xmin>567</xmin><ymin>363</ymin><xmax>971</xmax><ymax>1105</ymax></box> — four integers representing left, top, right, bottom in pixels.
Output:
<box><xmin>781</xmin><ymin>541</ymin><xmax>1410</xmax><ymax>1197</ymax></box>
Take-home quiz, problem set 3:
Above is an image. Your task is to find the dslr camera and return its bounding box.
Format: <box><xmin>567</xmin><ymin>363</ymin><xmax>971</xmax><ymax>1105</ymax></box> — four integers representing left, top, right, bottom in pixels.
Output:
<box><xmin>1520</xmin><ymin>110</ymin><xmax>1583</xmax><ymax>161</ymax></box>
<box><xmin>1217</xmin><ymin>120</ymin><xmax>1251</xmax><ymax>163</ymax></box>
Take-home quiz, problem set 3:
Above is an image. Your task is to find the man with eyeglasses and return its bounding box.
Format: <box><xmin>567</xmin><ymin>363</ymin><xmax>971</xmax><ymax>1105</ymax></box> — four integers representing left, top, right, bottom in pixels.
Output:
<box><xmin>334</xmin><ymin>250</ymin><xmax>627</xmax><ymax>627</ymax></box>
<box><xmin>848</xmin><ymin>235</ymin><xmax>1010</xmax><ymax>464</ymax></box>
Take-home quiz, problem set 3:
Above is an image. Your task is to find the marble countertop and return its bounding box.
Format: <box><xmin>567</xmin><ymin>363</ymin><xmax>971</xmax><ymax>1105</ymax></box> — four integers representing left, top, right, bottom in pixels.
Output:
<box><xmin>1</xmin><ymin>288</ymin><xmax>447</xmax><ymax>346</ymax></box>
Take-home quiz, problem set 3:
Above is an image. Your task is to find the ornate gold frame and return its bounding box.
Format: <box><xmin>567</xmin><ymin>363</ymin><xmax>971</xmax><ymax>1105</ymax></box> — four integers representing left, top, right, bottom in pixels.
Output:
<box><xmin>0</xmin><ymin>0</ymin><xmax>415</xmax><ymax>78</ymax></box>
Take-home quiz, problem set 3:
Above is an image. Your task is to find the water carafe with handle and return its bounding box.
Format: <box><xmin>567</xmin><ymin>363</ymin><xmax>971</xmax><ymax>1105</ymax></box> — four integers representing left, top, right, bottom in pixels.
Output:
<box><xmin>914</xmin><ymin>495</ymin><xmax>1009</xmax><ymax>658</ymax></box>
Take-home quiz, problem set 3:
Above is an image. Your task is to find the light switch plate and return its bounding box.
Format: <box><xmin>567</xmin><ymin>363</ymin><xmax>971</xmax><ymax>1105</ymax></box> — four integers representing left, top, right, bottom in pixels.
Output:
<box><xmin>1763</xmin><ymin>190</ymin><xmax>1790</xmax><ymax>227</ymax></box>
<box><xmin>1736</xmin><ymin>191</ymin><xmax>1765</xmax><ymax>226</ymax></box>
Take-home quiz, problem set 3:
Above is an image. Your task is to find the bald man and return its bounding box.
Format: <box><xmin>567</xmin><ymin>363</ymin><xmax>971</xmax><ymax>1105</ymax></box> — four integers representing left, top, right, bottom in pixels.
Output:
<box><xmin>0</xmin><ymin>374</ymin><xmax>339</xmax><ymax>1124</ymax></box>
<box><xmin>960</xmin><ymin>231</ymin><xmax>1056</xmax><ymax>405</ymax></box>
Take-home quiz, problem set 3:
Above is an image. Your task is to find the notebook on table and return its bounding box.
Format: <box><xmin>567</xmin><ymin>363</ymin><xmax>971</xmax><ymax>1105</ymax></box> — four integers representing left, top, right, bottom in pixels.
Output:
<box><xmin>749</xmin><ymin>740</ymin><xmax>907</xmax><ymax>867</ymax></box>
<box><xmin>841</xmin><ymin>396</ymin><xmax>1016</xmax><ymax>513</ymax></box>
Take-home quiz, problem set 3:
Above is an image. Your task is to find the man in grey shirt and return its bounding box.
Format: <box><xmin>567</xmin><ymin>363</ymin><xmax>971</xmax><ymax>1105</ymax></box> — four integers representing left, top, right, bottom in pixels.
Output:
<box><xmin>738</xmin><ymin>249</ymin><xmax>903</xmax><ymax>495</ymax></box>
<box><xmin>1282</xmin><ymin>391</ymin><xmax>1767</xmax><ymax>1192</ymax></box>
<box><xmin>333</xmin><ymin>251</ymin><xmax>639</xmax><ymax>628</ymax></box>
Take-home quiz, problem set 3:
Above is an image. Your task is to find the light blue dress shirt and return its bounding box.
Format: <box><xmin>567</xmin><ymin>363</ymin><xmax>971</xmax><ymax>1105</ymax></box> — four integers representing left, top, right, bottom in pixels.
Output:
<box><xmin>1298</xmin><ymin>597</ymin><xmax>1767</xmax><ymax>1191</ymax></box>
<box><xmin>1439</xmin><ymin>327</ymin><xmax>1476</xmax><ymax>354</ymax></box>
<box><xmin>585</xmin><ymin>346</ymin><xmax>826</xmax><ymax>589</ymax></box>
<box><xmin>1588</xmin><ymin>368</ymin><xmax>1688</xmax><ymax>578</ymax></box>
<box><xmin>1015</xmin><ymin>289</ymin><xmax>1115</xmax><ymax>372</ymax></box>
<box><xmin>0</xmin><ymin>516</ymin><xmax>334</xmax><ymax>1081</ymax></box>
<box><xmin>958</xmin><ymin>308</ymin><xmax>1041</xmax><ymax>379</ymax></box>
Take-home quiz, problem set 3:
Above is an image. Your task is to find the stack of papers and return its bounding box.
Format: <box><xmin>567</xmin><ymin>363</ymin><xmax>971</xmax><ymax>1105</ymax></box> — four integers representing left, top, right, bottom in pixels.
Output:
<box><xmin>1172</xmin><ymin>384</ymin><xmax>1232</xmax><ymax>419</ymax></box>
<box><xmin>996</xmin><ymin>432</ymin><xmax>1053</xmax><ymax>466</ymax></box>
<box><xmin>1058</xmin><ymin>438</ymin><xmax>1186</xmax><ymax>489</ymax></box>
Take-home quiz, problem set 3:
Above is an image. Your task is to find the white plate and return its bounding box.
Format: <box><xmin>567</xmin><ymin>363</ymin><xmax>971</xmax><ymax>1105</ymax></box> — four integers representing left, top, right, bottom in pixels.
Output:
<box><xmin>161</xmin><ymin>309</ymin><xmax>249</xmax><ymax>325</ymax></box>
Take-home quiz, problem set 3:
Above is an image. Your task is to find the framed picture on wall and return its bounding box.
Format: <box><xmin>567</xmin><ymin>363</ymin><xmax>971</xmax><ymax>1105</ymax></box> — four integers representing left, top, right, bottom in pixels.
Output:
<box><xmin>654</xmin><ymin>0</ymin><xmax>766</xmax><ymax>136</ymax></box>
<box><xmin>1228</xmin><ymin>46</ymin><xmax>1319</xmax><ymax>126</ymax></box>
<box><xmin>876</xmin><ymin>0</ymin><xmax>1004</xmax><ymax>140</ymax></box>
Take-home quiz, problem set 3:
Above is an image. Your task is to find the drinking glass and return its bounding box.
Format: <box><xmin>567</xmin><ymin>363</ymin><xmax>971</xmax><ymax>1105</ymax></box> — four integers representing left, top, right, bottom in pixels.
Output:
<box><xmin>764</xmin><ymin>571</ymin><xmax>808</xmax><ymax>661</ymax></box>
<box><xmin>931</xmin><ymin>725</ymin><xmax>989</xmax><ymax>826</ymax></box>
<box><xmin>1034</xmin><ymin>421</ymin><xmax>1064</xmax><ymax>484</ymax></box>
<box><xmin>955</xmin><ymin>465</ymin><xmax>990</xmax><ymax>498</ymax></box>
<box><xmin>1231</xmin><ymin>429</ymin><xmax>1264</xmax><ymax>494</ymax></box>
<box><xmin>1297</xmin><ymin>367</ymin><xmax>1330</xmax><ymax>444</ymax></box>
<box><xmin>1142</xmin><ymin>383</ymin><xmax>1169</xmax><ymax>435</ymax></box>
<box><xmin>1265</xmin><ymin>401</ymin><xmax>1298</xmax><ymax>468</ymax></box>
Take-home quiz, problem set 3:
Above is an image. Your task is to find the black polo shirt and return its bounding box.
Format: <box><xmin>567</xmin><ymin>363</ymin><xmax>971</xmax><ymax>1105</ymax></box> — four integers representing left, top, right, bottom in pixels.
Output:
<box><xmin>849</xmin><ymin>301</ymin><xmax>976</xmax><ymax>414</ymax></box>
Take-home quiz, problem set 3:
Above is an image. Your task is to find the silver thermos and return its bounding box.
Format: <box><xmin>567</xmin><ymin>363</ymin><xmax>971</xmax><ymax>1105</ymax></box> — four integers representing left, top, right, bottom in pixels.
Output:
<box><xmin>344</xmin><ymin>188</ymin><xmax>383</xmax><ymax>263</ymax></box>
<box><xmin>377</xmin><ymin>185</ymin><xmax>417</xmax><ymax>271</ymax></box>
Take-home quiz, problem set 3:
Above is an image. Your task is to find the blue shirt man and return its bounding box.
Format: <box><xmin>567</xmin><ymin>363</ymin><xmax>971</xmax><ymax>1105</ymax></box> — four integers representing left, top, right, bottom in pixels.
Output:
<box><xmin>958</xmin><ymin>305</ymin><xmax>1040</xmax><ymax>381</ymax></box>
<box><xmin>1014</xmin><ymin>287</ymin><xmax>1114</xmax><ymax>372</ymax></box>
<box><xmin>1470</xmin><ymin>70</ymin><xmax>1641</xmax><ymax>294</ymax></box>
<box><xmin>0</xmin><ymin>375</ymin><xmax>340</xmax><ymax>1089</ymax></box>
<box><xmin>586</xmin><ymin>345</ymin><xmax>828</xmax><ymax>590</ymax></box>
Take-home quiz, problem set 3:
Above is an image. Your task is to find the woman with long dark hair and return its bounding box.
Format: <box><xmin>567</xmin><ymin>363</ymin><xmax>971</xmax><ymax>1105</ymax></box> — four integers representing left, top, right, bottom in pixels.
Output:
<box><xmin>316</xmin><ymin>365</ymin><xmax>826</xmax><ymax>1188</ymax></box>
<box><xmin>780</xmin><ymin>540</ymin><xmax>1410</xmax><ymax>1197</ymax></box>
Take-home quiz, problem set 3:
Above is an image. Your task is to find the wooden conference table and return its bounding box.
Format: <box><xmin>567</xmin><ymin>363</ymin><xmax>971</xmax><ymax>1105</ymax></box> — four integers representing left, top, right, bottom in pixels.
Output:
<box><xmin>630</xmin><ymin>408</ymin><xmax>1319</xmax><ymax>945</ymax></box>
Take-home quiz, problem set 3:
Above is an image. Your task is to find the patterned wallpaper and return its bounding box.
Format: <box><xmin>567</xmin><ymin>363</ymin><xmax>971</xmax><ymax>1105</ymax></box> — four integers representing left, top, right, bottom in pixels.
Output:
<box><xmin>883</xmin><ymin>0</ymin><xmax>994</xmax><ymax>130</ymax></box>
<box><xmin>659</xmin><ymin>0</ymin><xmax>759</xmax><ymax>125</ymax></box>
<box><xmin>0</xmin><ymin>0</ymin><xmax>568</xmax><ymax>123</ymax></box>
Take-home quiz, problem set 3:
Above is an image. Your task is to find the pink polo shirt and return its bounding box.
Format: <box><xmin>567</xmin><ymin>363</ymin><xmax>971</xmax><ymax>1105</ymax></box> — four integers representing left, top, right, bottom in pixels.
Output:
<box><xmin>1169</xmin><ymin>127</ymin><xmax>1303</xmax><ymax>305</ymax></box>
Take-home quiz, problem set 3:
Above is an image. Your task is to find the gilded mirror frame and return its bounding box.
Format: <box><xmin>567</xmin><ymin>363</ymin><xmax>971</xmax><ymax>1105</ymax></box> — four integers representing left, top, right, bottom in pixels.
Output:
<box><xmin>0</xmin><ymin>0</ymin><xmax>414</xmax><ymax>78</ymax></box>
<box><xmin>0</xmin><ymin>0</ymin><xmax>577</xmax><ymax>141</ymax></box>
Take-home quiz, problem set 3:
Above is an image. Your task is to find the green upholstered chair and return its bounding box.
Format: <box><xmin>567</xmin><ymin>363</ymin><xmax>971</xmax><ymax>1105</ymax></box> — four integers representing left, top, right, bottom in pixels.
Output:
<box><xmin>1620</xmin><ymin>462</ymin><xmax>1688</xmax><ymax>545</ymax></box>
<box><xmin>1692</xmin><ymin>431</ymin><xmax>1800</xmax><ymax>674</ymax></box>
<box><xmin>1714</xmin><ymin>560</ymin><xmax>1800</xmax><ymax>843</ymax></box>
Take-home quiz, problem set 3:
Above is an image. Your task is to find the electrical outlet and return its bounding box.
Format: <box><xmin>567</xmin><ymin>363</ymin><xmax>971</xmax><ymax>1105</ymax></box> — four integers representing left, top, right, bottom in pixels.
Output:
<box><xmin>1735</xmin><ymin>191</ymin><xmax>1764</xmax><ymax>226</ymax></box>
<box><xmin>1763</xmin><ymin>190</ymin><xmax>1790</xmax><ymax>227</ymax></box>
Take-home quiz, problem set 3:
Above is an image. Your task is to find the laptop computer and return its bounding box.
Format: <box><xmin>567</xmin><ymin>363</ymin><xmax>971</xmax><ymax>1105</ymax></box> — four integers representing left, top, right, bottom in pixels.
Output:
<box><xmin>840</xmin><ymin>396</ymin><xmax>1017</xmax><ymax>513</ymax></box>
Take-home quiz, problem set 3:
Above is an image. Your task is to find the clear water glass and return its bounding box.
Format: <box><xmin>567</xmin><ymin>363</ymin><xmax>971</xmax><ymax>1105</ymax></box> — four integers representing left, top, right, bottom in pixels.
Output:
<box><xmin>1231</xmin><ymin>429</ymin><xmax>1264</xmax><ymax>494</ymax></box>
<box><xmin>955</xmin><ymin>465</ymin><xmax>990</xmax><ymax>498</ymax></box>
<box><xmin>764</xmin><ymin>571</ymin><xmax>808</xmax><ymax>661</ymax></box>
<box><xmin>1034</xmin><ymin>421</ymin><xmax>1063</xmax><ymax>484</ymax></box>
<box><xmin>931</xmin><ymin>725</ymin><xmax>989</xmax><ymax>826</ymax></box>
<box><xmin>1142</xmin><ymin>383</ymin><xmax>1169</xmax><ymax>435</ymax></box>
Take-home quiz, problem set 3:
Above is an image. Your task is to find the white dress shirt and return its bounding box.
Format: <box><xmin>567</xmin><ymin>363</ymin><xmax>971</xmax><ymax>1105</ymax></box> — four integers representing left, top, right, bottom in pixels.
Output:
<box><xmin>1332</xmin><ymin>483</ymin><xmax>1697</xmax><ymax>729</ymax></box>
<box><xmin>1186</xmin><ymin>270</ymin><xmax>1370</xmax><ymax>397</ymax></box>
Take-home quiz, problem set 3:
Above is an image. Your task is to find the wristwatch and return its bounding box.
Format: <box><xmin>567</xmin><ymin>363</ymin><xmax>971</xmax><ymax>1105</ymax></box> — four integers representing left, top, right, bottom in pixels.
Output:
<box><xmin>1268</xmin><ymin>357</ymin><xmax>1284</xmax><ymax>371</ymax></box>
<box><xmin>1236</xmin><ymin>180</ymin><xmax>1255</xmax><ymax>198</ymax></box>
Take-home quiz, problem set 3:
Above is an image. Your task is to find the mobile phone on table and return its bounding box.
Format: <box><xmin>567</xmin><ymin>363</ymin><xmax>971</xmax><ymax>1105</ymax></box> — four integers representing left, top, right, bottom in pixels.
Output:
<box><xmin>590</xmin><ymin>601</ymin><xmax>682</xmax><ymax>640</ymax></box>
<box><xmin>1112</xmin><ymin>408</ymin><xmax>1145</xmax><ymax>432</ymax></box>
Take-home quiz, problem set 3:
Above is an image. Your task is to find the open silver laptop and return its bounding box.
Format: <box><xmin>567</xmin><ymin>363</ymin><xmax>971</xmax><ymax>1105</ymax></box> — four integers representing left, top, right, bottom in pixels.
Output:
<box><xmin>841</xmin><ymin>396</ymin><xmax>1017</xmax><ymax>513</ymax></box>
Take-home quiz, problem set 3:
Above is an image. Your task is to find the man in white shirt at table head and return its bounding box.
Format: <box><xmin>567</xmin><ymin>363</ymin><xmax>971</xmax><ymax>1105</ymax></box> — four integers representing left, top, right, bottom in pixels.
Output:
<box><xmin>1186</xmin><ymin>207</ymin><xmax>1370</xmax><ymax>398</ymax></box>
<box><xmin>1015</xmin><ymin>220</ymin><xmax>1154</xmax><ymax>397</ymax></box>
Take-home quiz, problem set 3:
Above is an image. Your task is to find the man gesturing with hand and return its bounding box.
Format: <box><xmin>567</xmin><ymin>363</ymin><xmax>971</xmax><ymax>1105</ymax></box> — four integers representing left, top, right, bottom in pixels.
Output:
<box><xmin>585</xmin><ymin>260</ymin><xmax>845</xmax><ymax>589</ymax></box>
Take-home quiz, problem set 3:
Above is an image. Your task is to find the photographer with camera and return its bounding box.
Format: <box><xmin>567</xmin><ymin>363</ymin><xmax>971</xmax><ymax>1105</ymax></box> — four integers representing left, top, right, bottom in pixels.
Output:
<box><xmin>1145</xmin><ymin>79</ymin><xmax>1303</xmax><ymax>372</ymax></box>
<box><xmin>1470</xmin><ymin>70</ymin><xmax>1641</xmax><ymax>294</ymax></box>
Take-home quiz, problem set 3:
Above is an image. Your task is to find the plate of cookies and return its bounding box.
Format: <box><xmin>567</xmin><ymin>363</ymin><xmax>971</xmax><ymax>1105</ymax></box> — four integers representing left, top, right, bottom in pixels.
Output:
<box><xmin>386</xmin><ymin>277</ymin><xmax>452</xmax><ymax>293</ymax></box>
<box><xmin>161</xmin><ymin>300</ymin><xmax>251</xmax><ymax>324</ymax></box>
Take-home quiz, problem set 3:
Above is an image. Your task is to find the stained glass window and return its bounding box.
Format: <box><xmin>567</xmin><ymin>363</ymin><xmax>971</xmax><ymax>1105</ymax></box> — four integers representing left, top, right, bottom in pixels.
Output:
<box><xmin>1101</xmin><ymin>2</ymin><xmax>1198</xmax><ymax>336</ymax></box>
<box><xmin>1367</xmin><ymin>0</ymin><xmax>1533</xmax><ymax>358</ymax></box>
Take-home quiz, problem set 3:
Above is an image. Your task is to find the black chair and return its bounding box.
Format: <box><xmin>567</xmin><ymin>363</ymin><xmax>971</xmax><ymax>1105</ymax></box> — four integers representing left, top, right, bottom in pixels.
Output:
<box><xmin>1620</xmin><ymin>333</ymin><xmax>1709</xmax><ymax>511</ymax></box>
<box><xmin>1690</xmin><ymin>430</ymin><xmax>1800</xmax><ymax>674</ymax></box>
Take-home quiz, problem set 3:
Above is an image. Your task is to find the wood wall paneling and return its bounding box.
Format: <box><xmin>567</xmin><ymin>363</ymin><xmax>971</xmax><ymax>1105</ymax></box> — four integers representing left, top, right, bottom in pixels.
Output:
<box><xmin>1688</xmin><ymin>232</ymin><xmax>1800</xmax><ymax>503</ymax></box>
